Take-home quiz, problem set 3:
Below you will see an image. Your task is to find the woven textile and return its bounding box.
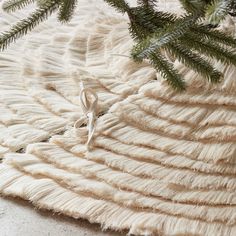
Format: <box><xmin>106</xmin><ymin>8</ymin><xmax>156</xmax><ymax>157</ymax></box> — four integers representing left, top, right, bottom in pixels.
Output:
<box><xmin>0</xmin><ymin>1</ymin><xmax>236</xmax><ymax>235</ymax></box>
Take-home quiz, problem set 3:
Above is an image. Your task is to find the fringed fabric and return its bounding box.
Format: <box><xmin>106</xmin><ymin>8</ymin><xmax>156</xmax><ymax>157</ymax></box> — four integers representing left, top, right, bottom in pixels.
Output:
<box><xmin>0</xmin><ymin>0</ymin><xmax>235</xmax><ymax>235</ymax></box>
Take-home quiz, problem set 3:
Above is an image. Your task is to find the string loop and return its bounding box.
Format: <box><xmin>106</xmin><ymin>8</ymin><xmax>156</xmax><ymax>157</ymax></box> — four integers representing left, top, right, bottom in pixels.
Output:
<box><xmin>74</xmin><ymin>82</ymin><xmax>98</xmax><ymax>151</ymax></box>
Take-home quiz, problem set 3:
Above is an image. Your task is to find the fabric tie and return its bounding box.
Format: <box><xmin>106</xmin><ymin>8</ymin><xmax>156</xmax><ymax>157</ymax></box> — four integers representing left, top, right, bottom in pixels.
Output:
<box><xmin>74</xmin><ymin>82</ymin><xmax>98</xmax><ymax>151</ymax></box>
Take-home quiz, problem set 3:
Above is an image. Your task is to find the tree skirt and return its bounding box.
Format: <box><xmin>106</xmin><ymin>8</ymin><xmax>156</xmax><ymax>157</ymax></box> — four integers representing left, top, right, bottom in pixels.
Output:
<box><xmin>0</xmin><ymin>0</ymin><xmax>236</xmax><ymax>235</ymax></box>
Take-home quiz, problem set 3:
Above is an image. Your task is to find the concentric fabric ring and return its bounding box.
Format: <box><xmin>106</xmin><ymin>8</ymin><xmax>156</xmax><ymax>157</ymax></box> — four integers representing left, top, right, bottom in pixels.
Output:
<box><xmin>0</xmin><ymin>0</ymin><xmax>236</xmax><ymax>235</ymax></box>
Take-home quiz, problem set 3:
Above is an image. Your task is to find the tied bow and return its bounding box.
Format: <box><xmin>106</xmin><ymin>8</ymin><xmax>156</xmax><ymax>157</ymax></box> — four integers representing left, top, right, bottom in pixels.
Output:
<box><xmin>74</xmin><ymin>82</ymin><xmax>98</xmax><ymax>151</ymax></box>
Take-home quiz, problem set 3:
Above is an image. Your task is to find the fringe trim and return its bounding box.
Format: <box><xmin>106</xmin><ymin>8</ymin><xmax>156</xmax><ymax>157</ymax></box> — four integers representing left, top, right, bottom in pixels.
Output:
<box><xmin>98</xmin><ymin>114</ymin><xmax>236</xmax><ymax>164</ymax></box>
<box><xmin>94</xmin><ymin>135</ymin><xmax>236</xmax><ymax>176</ymax></box>
<box><xmin>0</xmin><ymin>164</ymin><xmax>235</xmax><ymax>236</ymax></box>
<box><xmin>3</xmin><ymin>153</ymin><xmax>236</xmax><ymax>225</ymax></box>
<box><xmin>140</xmin><ymin>81</ymin><xmax>236</xmax><ymax>107</ymax></box>
<box><xmin>19</xmin><ymin>142</ymin><xmax>236</xmax><ymax>206</ymax></box>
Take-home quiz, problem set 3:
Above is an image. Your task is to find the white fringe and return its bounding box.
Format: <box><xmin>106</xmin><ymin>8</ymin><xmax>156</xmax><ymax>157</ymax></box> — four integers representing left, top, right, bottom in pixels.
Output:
<box><xmin>0</xmin><ymin>0</ymin><xmax>235</xmax><ymax>235</ymax></box>
<box><xmin>3</xmin><ymin>153</ymin><xmax>236</xmax><ymax>225</ymax></box>
<box><xmin>0</xmin><ymin>164</ymin><xmax>236</xmax><ymax>236</ymax></box>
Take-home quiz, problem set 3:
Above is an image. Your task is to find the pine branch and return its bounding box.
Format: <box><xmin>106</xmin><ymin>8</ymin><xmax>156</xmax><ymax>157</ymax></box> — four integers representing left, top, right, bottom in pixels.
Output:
<box><xmin>137</xmin><ymin>0</ymin><xmax>157</xmax><ymax>7</ymax></box>
<box><xmin>58</xmin><ymin>0</ymin><xmax>78</xmax><ymax>22</ymax></box>
<box><xmin>193</xmin><ymin>24</ymin><xmax>236</xmax><ymax>47</ymax></box>
<box><xmin>166</xmin><ymin>43</ymin><xmax>222</xmax><ymax>83</ymax></box>
<box><xmin>181</xmin><ymin>34</ymin><xmax>236</xmax><ymax>65</ymax></box>
<box><xmin>0</xmin><ymin>0</ymin><xmax>59</xmax><ymax>50</ymax></box>
<box><xmin>137</xmin><ymin>0</ymin><xmax>149</xmax><ymax>7</ymax></box>
<box><xmin>130</xmin><ymin>6</ymin><xmax>176</xmax><ymax>32</ymax></box>
<box><xmin>127</xmin><ymin>6</ymin><xmax>176</xmax><ymax>42</ymax></box>
<box><xmin>149</xmin><ymin>51</ymin><xmax>186</xmax><ymax>91</ymax></box>
<box><xmin>131</xmin><ymin>14</ymin><xmax>199</xmax><ymax>60</ymax></box>
<box><xmin>2</xmin><ymin>0</ymin><xmax>35</xmax><ymax>12</ymax></box>
<box><xmin>206</xmin><ymin>0</ymin><xmax>229</xmax><ymax>24</ymax></box>
<box><xmin>103</xmin><ymin>0</ymin><xmax>130</xmax><ymax>13</ymax></box>
<box><xmin>179</xmin><ymin>0</ymin><xmax>207</xmax><ymax>14</ymax></box>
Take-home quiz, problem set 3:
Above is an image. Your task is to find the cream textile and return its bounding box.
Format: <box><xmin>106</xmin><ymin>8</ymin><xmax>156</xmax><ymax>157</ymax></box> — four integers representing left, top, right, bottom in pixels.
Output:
<box><xmin>0</xmin><ymin>0</ymin><xmax>236</xmax><ymax>235</ymax></box>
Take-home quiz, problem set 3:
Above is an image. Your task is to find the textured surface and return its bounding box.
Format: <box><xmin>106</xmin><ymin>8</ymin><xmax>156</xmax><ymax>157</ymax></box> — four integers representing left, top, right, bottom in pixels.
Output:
<box><xmin>0</xmin><ymin>198</ymin><xmax>122</xmax><ymax>236</ymax></box>
<box><xmin>0</xmin><ymin>0</ymin><xmax>236</xmax><ymax>235</ymax></box>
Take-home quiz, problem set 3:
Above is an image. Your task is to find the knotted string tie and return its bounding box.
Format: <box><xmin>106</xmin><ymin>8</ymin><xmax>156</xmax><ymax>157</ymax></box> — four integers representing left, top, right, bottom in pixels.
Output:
<box><xmin>74</xmin><ymin>82</ymin><xmax>98</xmax><ymax>151</ymax></box>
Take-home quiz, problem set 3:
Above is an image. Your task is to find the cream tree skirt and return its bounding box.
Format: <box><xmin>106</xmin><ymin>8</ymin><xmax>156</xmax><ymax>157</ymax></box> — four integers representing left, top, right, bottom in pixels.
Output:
<box><xmin>0</xmin><ymin>0</ymin><xmax>236</xmax><ymax>235</ymax></box>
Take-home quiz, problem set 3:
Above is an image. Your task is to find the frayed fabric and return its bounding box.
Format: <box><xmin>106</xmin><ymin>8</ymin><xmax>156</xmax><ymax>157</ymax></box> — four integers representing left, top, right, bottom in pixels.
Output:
<box><xmin>0</xmin><ymin>0</ymin><xmax>236</xmax><ymax>235</ymax></box>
